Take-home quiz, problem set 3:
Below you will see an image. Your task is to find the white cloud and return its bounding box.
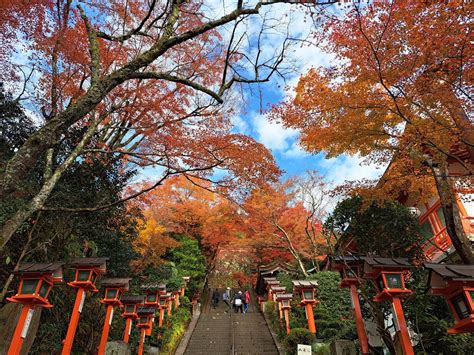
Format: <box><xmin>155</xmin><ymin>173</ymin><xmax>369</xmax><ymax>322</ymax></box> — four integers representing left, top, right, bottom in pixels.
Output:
<box><xmin>231</xmin><ymin>115</ymin><xmax>250</xmax><ymax>134</ymax></box>
<box><xmin>251</xmin><ymin>113</ymin><xmax>298</xmax><ymax>152</ymax></box>
<box><xmin>320</xmin><ymin>155</ymin><xmax>386</xmax><ymax>184</ymax></box>
<box><xmin>283</xmin><ymin>141</ymin><xmax>309</xmax><ymax>158</ymax></box>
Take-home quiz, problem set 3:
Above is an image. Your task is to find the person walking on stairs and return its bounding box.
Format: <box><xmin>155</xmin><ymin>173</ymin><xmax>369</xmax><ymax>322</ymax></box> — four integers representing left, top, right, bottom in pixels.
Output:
<box><xmin>223</xmin><ymin>287</ymin><xmax>231</xmax><ymax>312</ymax></box>
<box><xmin>233</xmin><ymin>291</ymin><xmax>244</xmax><ymax>313</ymax></box>
<box><xmin>244</xmin><ymin>289</ymin><xmax>250</xmax><ymax>313</ymax></box>
<box><xmin>212</xmin><ymin>288</ymin><xmax>220</xmax><ymax>309</ymax></box>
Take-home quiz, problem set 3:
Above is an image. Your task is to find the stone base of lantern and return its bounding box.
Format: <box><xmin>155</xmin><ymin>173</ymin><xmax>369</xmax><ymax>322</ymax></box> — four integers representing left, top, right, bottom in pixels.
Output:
<box><xmin>144</xmin><ymin>345</ymin><xmax>160</xmax><ymax>354</ymax></box>
<box><xmin>105</xmin><ymin>341</ymin><xmax>131</xmax><ymax>355</ymax></box>
<box><xmin>329</xmin><ymin>339</ymin><xmax>356</xmax><ymax>355</ymax></box>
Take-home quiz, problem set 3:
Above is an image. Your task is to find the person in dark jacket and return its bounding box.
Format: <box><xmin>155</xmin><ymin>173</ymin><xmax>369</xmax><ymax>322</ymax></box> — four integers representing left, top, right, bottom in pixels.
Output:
<box><xmin>233</xmin><ymin>291</ymin><xmax>244</xmax><ymax>313</ymax></box>
<box><xmin>212</xmin><ymin>288</ymin><xmax>220</xmax><ymax>309</ymax></box>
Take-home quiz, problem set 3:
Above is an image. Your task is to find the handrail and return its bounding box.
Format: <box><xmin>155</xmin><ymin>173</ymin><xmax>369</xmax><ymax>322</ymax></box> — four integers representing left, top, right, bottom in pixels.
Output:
<box><xmin>229</xmin><ymin>303</ymin><xmax>235</xmax><ymax>355</ymax></box>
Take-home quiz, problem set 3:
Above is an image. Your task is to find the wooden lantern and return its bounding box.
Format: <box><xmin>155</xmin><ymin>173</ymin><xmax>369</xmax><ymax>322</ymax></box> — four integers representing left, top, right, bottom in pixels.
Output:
<box><xmin>136</xmin><ymin>307</ymin><xmax>156</xmax><ymax>355</ymax></box>
<box><xmin>62</xmin><ymin>258</ymin><xmax>108</xmax><ymax>355</ymax></box>
<box><xmin>263</xmin><ymin>277</ymin><xmax>280</xmax><ymax>302</ymax></box>
<box><xmin>424</xmin><ymin>263</ymin><xmax>474</xmax><ymax>334</ymax></box>
<box><xmin>98</xmin><ymin>278</ymin><xmax>131</xmax><ymax>355</ymax></box>
<box><xmin>270</xmin><ymin>286</ymin><xmax>286</xmax><ymax>302</ymax></box>
<box><xmin>120</xmin><ymin>295</ymin><xmax>145</xmax><ymax>343</ymax></box>
<box><xmin>180</xmin><ymin>276</ymin><xmax>190</xmax><ymax>297</ymax></box>
<box><xmin>7</xmin><ymin>262</ymin><xmax>64</xmax><ymax>355</ymax></box>
<box><xmin>329</xmin><ymin>256</ymin><xmax>368</xmax><ymax>355</ymax></box>
<box><xmin>68</xmin><ymin>257</ymin><xmax>108</xmax><ymax>292</ymax></box>
<box><xmin>142</xmin><ymin>283</ymin><xmax>166</xmax><ymax>307</ymax></box>
<box><xmin>159</xmin><ymin>293</ymin><xmax>171</xmax><ymax>327</ymax></box>
<box><xmin>363</xmin><ymin>257</ymin><xmax>414</xmax><ymax>355</ymax></box>
<box><xmin>292</xmin><ymin>280</ymin><xmax>319</xmax><ymax>334</ymax></box>
<box><xmin>362</xmin><ymin>257</ymin><xmax>413</xmax><ymax>302</ymax></box>
<box><xmin>276</xmin><ymin>293</ymin><xmax>293</xmax><ymax>335</ymax></box>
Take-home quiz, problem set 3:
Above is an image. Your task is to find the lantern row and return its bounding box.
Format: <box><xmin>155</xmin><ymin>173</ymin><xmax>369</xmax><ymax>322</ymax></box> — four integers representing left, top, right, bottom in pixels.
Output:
<box><xmin>257</xmin><ymin>257</ymin><xmax>474</xmax><ymax>355</ymax></box>
<box><xmin>6</xmin><ymin>258</ymin><xmax>191</xmax><ymax>355</ymax></box>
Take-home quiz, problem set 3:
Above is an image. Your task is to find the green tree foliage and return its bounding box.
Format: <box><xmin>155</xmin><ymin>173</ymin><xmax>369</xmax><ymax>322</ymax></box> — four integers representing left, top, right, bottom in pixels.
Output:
<box><xmin>309</xmin><ymin>272</ymin><xmax>355</xmax><ymax>341</ymax></box>
<box><xmin>168</xmin><ymin>234</ymin><xmax>206</xmax><ymax>298</ymax></box>
<box><xmin>324</xmin><ymin>196</ymin><xmax>423</xmax><ymax>259</ymax></box>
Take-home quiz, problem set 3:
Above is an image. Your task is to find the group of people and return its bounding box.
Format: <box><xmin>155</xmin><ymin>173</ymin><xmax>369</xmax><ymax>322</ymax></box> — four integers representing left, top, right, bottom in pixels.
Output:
<box><xmin>212</xmin><ymin>287</ymin><xmax>251</xmax><ymax>313</ymax></box>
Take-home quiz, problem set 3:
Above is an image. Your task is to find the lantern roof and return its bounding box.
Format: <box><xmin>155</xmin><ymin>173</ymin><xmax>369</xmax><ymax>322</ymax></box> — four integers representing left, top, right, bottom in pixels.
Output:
<box><xmin>363</xmin><ymin>257</ymin><xmax>412</xmax><ymax>268</ymax></box>
<box><xmin>424</xmin><ymin>263</ymin><xmax>474</xmax><ymax>294</ymax></box>
<box><xmin>137</xmin><ymin>307</ymin><xmax>156</xmax><ymax>315</ymax></box>
<box><xmin>160</xmin><ymin>292</ymin><xmax>172</xmax><ymax>299</ymax></box>
<box><xmin>362</xmin><ymin>257</ymin><xmax>413</xmax><ymax>278</ymax></box>
<box><xmin>141</xmin><ymin>283</ymin><xmax>166</xmax><ymax>291</ymax></box>
<box><xmin>263</xmin><ymin>277</ymin><xmax>277</xmax><ymax>283</ymax></box>
<box><xmin>275</xmin><ymin>293</ymin><xmax>293</xmax><ymax>301</ymax></box>
<box><xmin>15</xmin><ymin>262</ymin><xmax>64</xmax><ymax>282</ymax></box>
<box><xmin>121</xmin><ymin>295</ymin><xmax>145</xmax><ymax>304</ymax></box>
<box><xmin>329</xmin><ymin>255</ymin><xmax>364</xmax><ymax>271</ymax></box>
<box><xmin>292</xmin><ymin>280</ymin><xmax>318</xmax><ymax>290</ymax></box>
<box><xmin>69</xmin><ymin>257</ymin><xmax>108</xmax><ymax>272</ymax></box>
<box><xmin>100</xmin><ymin>278</ymin><xmax>131</xmax><ymax>290</ymax></box>
<box><xmin>424</xmin><ymin>263</ymin><xmax>474</xmax><ymax>282</ymax></box>
<box><xmin>269</xmin><ymin>286</ymin><xmax>286</xmax><ymax>292</ymax></box>
<box><xmin>182</xmin><ymin>276</ymin><xmax>190</xmax><ymax>281</ymax></box>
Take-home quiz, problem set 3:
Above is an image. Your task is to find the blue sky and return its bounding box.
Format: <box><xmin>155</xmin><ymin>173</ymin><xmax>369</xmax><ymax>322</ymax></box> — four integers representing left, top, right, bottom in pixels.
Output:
<box><xmin>137</xmin><ymin>1</ymin><xmax>385</xmax><ymax>185</ymax></box>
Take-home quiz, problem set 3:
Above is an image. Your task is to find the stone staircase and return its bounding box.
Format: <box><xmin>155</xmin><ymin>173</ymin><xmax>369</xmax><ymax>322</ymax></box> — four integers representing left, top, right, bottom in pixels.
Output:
<box><xmin>233</xmin><ymin>312</ymin><xmax>278</xmax><ymax>355</ymax></box>
<box><xmin>183</xmin><ymin>289</ymin><xmax>278</xmax><ymax>355</ymax></box>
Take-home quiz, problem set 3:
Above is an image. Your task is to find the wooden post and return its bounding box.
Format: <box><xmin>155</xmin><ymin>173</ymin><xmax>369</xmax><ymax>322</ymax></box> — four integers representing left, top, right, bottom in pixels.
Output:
<box><xmin>267</xmin><ymin>289</ymin><xmax>273</xmax><ymax>302</ymax></box>
<box><xmin>159</xmin><ymin>308</ymin><xmax>165</xmax><ymax>327</ymax></box>
<box><xmin>305</xmin><ymin>303</ymin><xmax>316</xmax><ymax>334</ymax></box>
<box><xmin>146</xmin><ymin>316</ymin><xmax>154</xmax><ymax>336</ymax></box>
<box><xmin>123</xmin><ymin>318</ymin><xmax>132</xmax><ymax>343</ymax></box>
<box><xmin>8</xmin><ymin>304</ymin><xmax>34</xmax><ymax>355</ymax></box>
<box><xmin>174</xmin><ymin>294</ymin><xmax>180</xmax><ymax>309</ymax></box>
<box><xmin>350</xmin><ymin>285</ymin><xmax>369</xmax><ymax>355</ymax></box>
<box><xmin>137</xmin><ymin>328</ymin><xmax>145</xmax><ymax>355</ymax></box>
<box><xmin>167</xmin><ymin>300</ymin><xmax>172</xmax><ymax>316</ymax></box>
<box><xmin>392</xmin><ymin>297</ymin><xmax>414</xmax><ymax>355</ymax></box>
<box><xmin>98</xmin><ymin>304</ymin><xmax>114</xmax><ymax>355</ymax></box>
<box><xmin>62</xmin><ymin>287</ymin><xmax>86</xmax><ymax>355</ymax></box>
<box><xmin>283</xmin><ymin>308</ymin><xmax>290</xmax><ymax>335</ymax></box>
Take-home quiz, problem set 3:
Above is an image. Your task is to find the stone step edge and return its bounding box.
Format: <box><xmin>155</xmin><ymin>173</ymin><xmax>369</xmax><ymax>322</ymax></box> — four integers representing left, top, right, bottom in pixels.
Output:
<box><xmin>175</xmin><ymin>303</ymin><xmax>202</xmax><ymax>355</ymax></box>
<box><xmin>260</xmin><ymin>309</ymin><xmax>285</xmax><ymax>355</ymax></box>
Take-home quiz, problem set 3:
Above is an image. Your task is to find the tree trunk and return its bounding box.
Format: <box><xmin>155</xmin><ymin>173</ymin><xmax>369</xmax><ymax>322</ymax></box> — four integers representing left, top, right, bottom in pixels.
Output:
<box><xmin>432</xmin><ymin>165</ymin><xmax>474</xmax><ymax>264</ymax></box>
<box><xmin>0</xmin><ymin>119</ymin><xmax>100</xmax><ymax>248</ymax></box>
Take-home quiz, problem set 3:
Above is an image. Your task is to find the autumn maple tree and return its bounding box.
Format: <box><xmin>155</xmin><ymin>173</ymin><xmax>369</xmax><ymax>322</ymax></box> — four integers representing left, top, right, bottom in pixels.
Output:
<box><xmin>243</xmin><ymin>181</ymin><xmax>327</xmax><ymax>276</ymax></box>
<box><xmin>274</xmin><ymin>2</ymin><xmax>474</xmax><ymax>263</ymax></box>
<box><xmin>135</xmin><ymin>175</ymin><xmax>244</xmax><ymax>265</ymax></box>
<box><xmin>0</xmin><ymin>0</ymin><xmax>344</xmax><ymax>249</ymax></box>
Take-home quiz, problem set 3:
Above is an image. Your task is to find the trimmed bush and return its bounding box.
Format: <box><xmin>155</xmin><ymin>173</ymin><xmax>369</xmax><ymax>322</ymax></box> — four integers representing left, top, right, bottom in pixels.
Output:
<box><xmin>284</xmin><ymin>328</ymin><xmax>316</xmax><ymax>355</ymax></box>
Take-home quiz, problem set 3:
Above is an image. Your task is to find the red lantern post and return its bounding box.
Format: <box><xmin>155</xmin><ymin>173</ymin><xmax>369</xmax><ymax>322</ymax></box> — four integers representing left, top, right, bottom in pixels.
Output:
<box><xmin>330</xmin><ymin>256</ymin><xmax>369</xmax><ymax>355</ymax></box>
<box><xmin>363</xmin><ymin>257</ymin><xmax>414</xmax><ymax>355</ymax></box>
<box><xmin>292</xmin><ymin>280</ymin><xmax>319</xmax><ymax>334</ymax></box>
<box><xmin>270</xmin><ymin>285</ymin><xmax>286</xmax><ymax>317</ymax></box>
<box><xmin>424</xmin><ymin>263</ymin><xmax>474</xmax><ymax>334</ymax></box>
<box><xmin>276</xmin><ymin>294</ymin><xmax>293</xmax><ymax>335</ymax></box>
<box><xmin>62</xmin><ymin>257</ymin><xmax>108</xmax><ymax>355</ymax></box>
<box><xmin>136</xmin><ymin>307</ymin><xmax>155</xmax><ymax>355</ymax></box>
<box><xmin>7</xmin><ymin>262</ymin><xmax>64</xmax><ymax>355</ymax></box>
<box><xmin>120</xmin><ymin>295</ymin><xmax>145</xmax><ymax>343</ymax></box>
<box><xmin>97</xmin><ymin>278</ymin><xmax>131</xmax><ymax>355</ymax></box>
